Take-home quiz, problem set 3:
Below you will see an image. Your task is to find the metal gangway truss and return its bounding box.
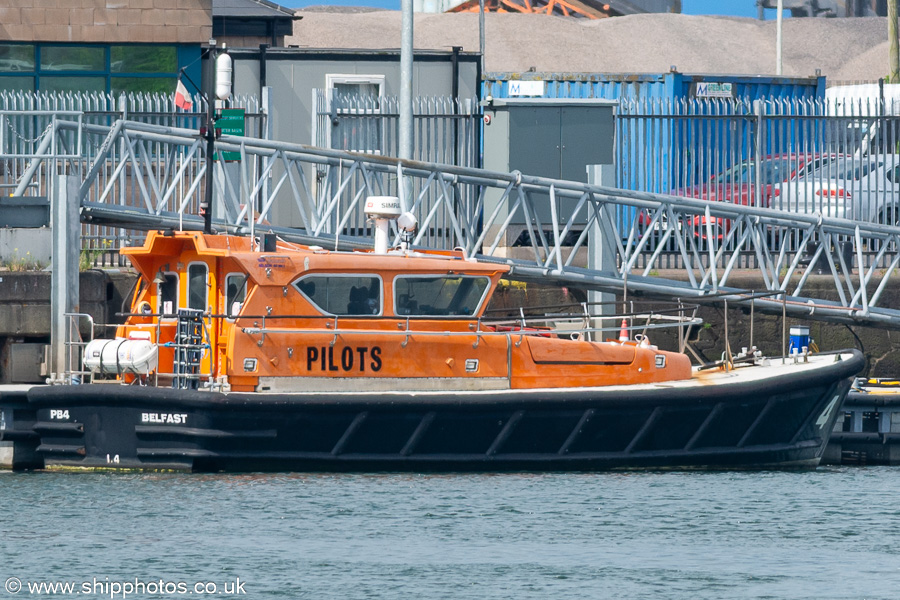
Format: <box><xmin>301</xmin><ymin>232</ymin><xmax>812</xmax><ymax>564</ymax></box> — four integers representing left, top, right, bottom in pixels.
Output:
<box><xmin>19</xmin><ymin>117</ymin><xmax>900</xmax><ymax>329</ymax></box>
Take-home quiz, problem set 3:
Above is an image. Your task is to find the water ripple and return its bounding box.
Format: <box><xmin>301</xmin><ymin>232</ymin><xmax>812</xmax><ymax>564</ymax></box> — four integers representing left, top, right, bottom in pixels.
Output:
<box><xmin>2</xmin><ymin>469</ymin><xmax>900</xmax><ymax>598</ymax></box>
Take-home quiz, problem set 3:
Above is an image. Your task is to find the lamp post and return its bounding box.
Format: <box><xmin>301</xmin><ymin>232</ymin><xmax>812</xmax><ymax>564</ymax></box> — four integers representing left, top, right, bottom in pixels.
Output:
<box><xmin>889</xmin><ymin>0</ymin><xmax>899</xmax><ymax>83</ymax></box>
<box><xmin>399</xmin><ymin>0</ymin><xmax>414</xmax><ymax>213</ymax></box>
<box><xmin>775</xmin><ymin>0</ymin><xmax>783</xmax><ymax>76</ymax></box>
<box><xmin>400</xmin><ymin>0</ymin><xmax>413</xmax><ymax>163</ymax></box>
<box><xmin>202</xmin><ymin>40</ymin><xmax>216</xmax><ymax>235</ymax></box>
<box><xmin>479</xmin><ymin>0</ymin><xmax>485</xmax><ymax>74</ymax></box>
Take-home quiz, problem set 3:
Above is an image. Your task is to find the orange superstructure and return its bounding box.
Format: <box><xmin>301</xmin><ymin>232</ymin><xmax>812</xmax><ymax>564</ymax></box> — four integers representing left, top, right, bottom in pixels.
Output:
<box><xmin>115</xmin><ymin>230</ymin><xmax>692</xmax><ymax>393</ymax></box>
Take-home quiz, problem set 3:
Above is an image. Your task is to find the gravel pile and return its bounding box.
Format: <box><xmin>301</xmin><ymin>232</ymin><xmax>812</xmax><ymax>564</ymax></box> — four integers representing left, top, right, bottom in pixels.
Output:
<box><xmin>287</xmin><ymin>11</ymin><xmax>888</xmax><ymax>81</ymax></box>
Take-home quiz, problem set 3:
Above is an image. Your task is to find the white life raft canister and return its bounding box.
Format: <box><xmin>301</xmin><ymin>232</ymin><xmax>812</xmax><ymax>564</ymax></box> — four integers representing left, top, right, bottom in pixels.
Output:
<box><xmin>83</xmin><ymin>332</ymin><xmax>158</xmax><ymax>375</ymax></box>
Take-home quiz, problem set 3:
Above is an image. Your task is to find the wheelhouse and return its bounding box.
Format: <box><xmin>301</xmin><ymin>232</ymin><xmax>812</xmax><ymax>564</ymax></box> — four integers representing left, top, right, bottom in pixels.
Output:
<box><xmin>117</xmin><ymin>230</ymin><xmax>514</xmax><ymax>391</ymax></box>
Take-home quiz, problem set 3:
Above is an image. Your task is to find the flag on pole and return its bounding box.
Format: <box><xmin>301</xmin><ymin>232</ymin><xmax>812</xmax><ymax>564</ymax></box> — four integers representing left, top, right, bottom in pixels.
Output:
<box><xmin>174</xmin><ymin>78</ymin><xmax>193</xmax><ymax>111</ymax></box>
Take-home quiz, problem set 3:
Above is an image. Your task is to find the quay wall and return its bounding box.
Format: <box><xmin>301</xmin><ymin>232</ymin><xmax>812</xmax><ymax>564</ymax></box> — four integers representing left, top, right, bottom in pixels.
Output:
<box><xmin>0</xmin><ymin>270</ymin><xmax>135</xmax><ymax>383</ymax></box>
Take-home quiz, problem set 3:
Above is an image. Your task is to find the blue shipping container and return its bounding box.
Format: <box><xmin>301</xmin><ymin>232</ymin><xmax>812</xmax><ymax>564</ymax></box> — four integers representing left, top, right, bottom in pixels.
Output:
<box><xmin>482</xmin><ymin>72</ymin><xmax>825</xmax><ymax>197</ymax></box>
<box><xmin>482</xmin><ymin>71</ymin><xmax>825</xmax><ymax>104</ymax></box>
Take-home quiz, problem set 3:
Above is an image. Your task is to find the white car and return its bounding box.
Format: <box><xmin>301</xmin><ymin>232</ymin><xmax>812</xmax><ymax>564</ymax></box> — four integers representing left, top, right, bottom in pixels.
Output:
<box><xmin>853</xmin><ymin>156</ymin><xmax>900</xmax><ymax>225</ymax></box>
<box><xmin>771</xmin><ymin>154</ymin><xmax>900</xmax><ymax>223</ymax></box>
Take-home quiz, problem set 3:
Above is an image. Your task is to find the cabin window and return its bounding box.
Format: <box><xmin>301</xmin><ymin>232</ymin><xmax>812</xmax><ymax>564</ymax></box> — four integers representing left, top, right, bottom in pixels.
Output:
<box><xmin>188</xmin><ymin>263</ymin><xmax>208</xmax><ymax>311</ymax></box>
<box><xmin>158</xmin><ymin>272</ymin><xmax>178</xmax><ymax>316</ymax></box>
<box><xmin>293</xmin><ymin>275</ymin><xmax>382</xmax><ymax>316</ymax></box>
<box><xmin>483</xmin><ymin>277</ymin><xmax>587</xmax><ymax>318</ymax></box>
<box><xmin>225</xmin><ymin>273</ymin><xmax>247</xmax><ymax>318</ymax></box>
<box><xmin>394</xmin><ymin>276</ymin><xmax>490</xmax><ymax>317</ymax></box>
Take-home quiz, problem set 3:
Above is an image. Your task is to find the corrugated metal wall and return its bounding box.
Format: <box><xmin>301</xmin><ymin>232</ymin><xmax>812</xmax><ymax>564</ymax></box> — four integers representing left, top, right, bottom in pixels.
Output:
<box><xmin>483</xmin><ymin>72</ymin><xmax>672</xmax><ymax>102</ymax></box>
<box><xmin>483</xmin><ymin>72</ymin><xmax>824</xmax><ymax>104</ymax></box>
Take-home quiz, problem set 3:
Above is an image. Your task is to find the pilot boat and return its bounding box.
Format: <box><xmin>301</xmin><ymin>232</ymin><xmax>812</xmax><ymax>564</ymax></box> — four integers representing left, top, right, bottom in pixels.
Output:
<box><xmin>822</xmin><ymin>379</ymin><xmax>900</xmax><ymax>465</ymax></box>
<box><xmin>0</xmin><ymin>200</ymin><xmax>864</xmax><ymax>472</ymax></box>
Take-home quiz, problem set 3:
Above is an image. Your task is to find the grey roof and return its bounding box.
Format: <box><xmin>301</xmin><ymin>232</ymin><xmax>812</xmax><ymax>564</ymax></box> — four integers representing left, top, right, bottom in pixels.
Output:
<box><xmin>286</xmin><ymin>11</ymin><xmax>888</xmax><ymax>80</ymax></box>
<box><xmin>213</xmin><ymin>0</ymin><xmax>297</xmax><ymax>19</ymax></box>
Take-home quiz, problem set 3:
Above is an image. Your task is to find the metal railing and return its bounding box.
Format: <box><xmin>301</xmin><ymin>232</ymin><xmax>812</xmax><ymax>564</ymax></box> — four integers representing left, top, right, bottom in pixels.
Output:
<box><xmin>313</xmin><ymin>92</ymin><xmax>900</xmax><ymax>269</ymax></box>
<box><xmin>0</xmin><ymin>90</ymin><xmax>262</xmax><ymax>262</ymax></box>
<box><xmin>9</xmin><ymin>90</ymin><xmax>900</xmax><ymax>270</ymax></box>
<box><xmin>314</xmin><ymin>91</ymin><xmax>479</xmax><ymax>166</ymax></box>
<box><xmin>313</xmin><ymin>91</ymin><xmax>481</xmax><ymax>248</ymax></box>
<box><xmin>23</xmin><ymin>116</ymin><xmax>900</xmax><ymax>329</ymax></box>
<box><xmin>12</xmin><ymin>87</ymin><xmax>900</xmax><ymax>329</ymax></box>
<box><xmin>617</xmin><ymin>95</ymin><xmax>900</xmax><ymax>268</ymax></box>
<box><xmin>65</xmin><ymin>313</ymin><xmax>217</xmax><ymax>389</ymax></box>
<box><xmin>59</xmin><ymin>301</ymin><xmax>703</xmax><ymax>387</ymax></box>
<box><xmin>236</xmin><ymin>301</ymin><xmax>703</xmax><ymax>352</ymax></box>
<box><xmin>63</xmin><ymin>313</ymin><xmax>94</xmax><ymax>384</ymax></box>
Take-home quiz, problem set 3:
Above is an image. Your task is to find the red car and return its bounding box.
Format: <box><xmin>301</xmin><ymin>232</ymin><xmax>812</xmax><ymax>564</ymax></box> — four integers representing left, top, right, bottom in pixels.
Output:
<box><xmin>672</xmin><ymin>154</ymin><xmax>840</xmax><ymax>239</ymax></box>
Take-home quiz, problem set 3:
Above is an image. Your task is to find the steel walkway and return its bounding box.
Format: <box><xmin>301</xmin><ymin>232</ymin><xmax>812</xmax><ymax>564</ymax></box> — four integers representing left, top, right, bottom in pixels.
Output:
<box><xmin>19</xmin><ymin>117</ymin><xmax>900</xmax><ymax>329</ymax></box>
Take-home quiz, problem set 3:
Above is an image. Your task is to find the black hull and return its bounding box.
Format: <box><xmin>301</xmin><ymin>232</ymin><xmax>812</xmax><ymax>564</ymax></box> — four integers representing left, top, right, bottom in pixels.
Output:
<box><xmin>2</xmin><ymin>351</ymin><xmax>864</xmax><ymax>472</ymax></box>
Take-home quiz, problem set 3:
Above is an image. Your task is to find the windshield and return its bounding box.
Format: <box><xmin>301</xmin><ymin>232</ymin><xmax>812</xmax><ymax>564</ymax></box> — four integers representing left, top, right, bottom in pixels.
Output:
<box><xmin>713</xmin><ymin>157</ymin><xmax>804</xmax><ymax>185</ymax></box>
<box><xmin>807</xmin><ymin>157</ymin><xmax>881</xmax><ymax>181</ymax></box>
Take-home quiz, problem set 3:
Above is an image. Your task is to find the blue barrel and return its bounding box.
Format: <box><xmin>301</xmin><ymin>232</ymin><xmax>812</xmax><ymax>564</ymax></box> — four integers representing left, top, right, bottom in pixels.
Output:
<box><xmin>789</xmin><ymin>326</ymin><xmax>811</xmax><ymax>355</ymax></box>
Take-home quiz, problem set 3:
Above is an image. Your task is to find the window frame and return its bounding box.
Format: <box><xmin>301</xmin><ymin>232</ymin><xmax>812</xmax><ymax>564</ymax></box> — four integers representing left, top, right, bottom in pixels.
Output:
<box><xmin>325</xmin><ymin>73</ymin><xmax>386</xmax><ymax>155</ymax></box>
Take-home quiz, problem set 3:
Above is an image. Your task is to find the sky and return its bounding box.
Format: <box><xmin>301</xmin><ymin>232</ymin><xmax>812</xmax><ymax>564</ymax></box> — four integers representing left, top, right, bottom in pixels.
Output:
<box><xmin>280</xmin><ymin>0</ymin><xmax>771</xmax><ymax>18</ymax></box>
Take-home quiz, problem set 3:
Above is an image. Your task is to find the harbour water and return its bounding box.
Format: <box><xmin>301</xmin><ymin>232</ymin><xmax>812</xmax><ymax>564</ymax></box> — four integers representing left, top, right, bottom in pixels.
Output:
<box><xmin>2</xmin><ymin>468</ymin><xmax>899</xmax><ymax>599</ymax></box>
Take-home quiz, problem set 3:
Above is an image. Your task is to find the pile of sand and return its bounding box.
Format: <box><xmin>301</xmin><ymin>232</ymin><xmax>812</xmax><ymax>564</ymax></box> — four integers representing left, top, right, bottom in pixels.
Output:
<box><xmin>287</xmin><ymin>11</ymin><xmax>888</xmax><ymax>81</ymax></box>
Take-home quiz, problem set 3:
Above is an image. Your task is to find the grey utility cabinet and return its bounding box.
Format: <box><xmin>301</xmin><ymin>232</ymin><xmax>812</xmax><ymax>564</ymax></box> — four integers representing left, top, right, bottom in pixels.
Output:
<box><xmin>482</xmin><ymin>98</ymin><xmax>616</xmax><ymax>245</ymax></box>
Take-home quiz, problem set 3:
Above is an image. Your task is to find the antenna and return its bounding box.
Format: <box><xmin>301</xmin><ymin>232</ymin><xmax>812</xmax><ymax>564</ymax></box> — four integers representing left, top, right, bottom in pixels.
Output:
<box><xmin>364</xmin><ymin>196</ymin><xmax>402</xmax><ymax>254</ymax></box>
<box><xmin>397</xmin><ymin>211</ymin><xmax>418</xmax><ymax>252</ymax></box>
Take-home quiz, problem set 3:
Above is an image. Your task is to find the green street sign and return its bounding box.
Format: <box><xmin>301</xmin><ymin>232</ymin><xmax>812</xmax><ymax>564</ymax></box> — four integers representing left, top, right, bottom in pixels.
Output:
<box><xmin>216</xmin><ymin>108</ymin><xmax>245</xmax><ymax>161</ymax></box>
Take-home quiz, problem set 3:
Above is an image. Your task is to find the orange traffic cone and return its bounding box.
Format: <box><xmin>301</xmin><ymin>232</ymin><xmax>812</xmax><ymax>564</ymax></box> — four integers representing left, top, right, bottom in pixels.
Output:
<box><xmin>618</xmin><ymin>318</ymin><xmax>629</xmax><ymax>342</ymax></box>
